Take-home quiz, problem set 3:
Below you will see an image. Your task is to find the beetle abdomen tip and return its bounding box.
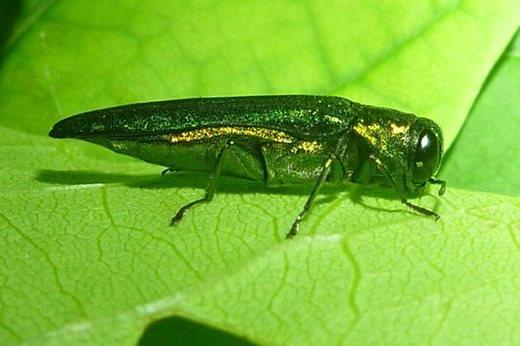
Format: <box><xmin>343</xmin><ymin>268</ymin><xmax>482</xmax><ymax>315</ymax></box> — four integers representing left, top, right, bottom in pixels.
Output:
<box><xmin>48</xmin><ymin>118</ymin><xmax>76</xmax><ymax>138</ymax></box>
<box><xmin>48</xmin><ymin>114</ymin><xmax>104</xmax><ymax>139</ymax></box>
<box><xmin>48</xmin><ymin>125</ymin><xmax>63</xmax><ymax>138</ymax></box>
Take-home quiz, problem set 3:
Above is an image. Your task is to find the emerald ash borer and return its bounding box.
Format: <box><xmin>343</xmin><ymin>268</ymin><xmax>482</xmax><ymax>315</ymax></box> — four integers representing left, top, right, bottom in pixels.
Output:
<box><xmin>49</xmin><ymin>95</ymin><xmax>446</xmax><ymax>238</ymax></box>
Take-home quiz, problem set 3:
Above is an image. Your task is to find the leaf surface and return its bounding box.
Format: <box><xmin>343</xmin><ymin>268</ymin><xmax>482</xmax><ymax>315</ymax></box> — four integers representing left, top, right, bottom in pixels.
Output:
<box><xmin>0</xmin><ymin>1</ymin><xmax>519</xmax><ymax>344</ymax></box>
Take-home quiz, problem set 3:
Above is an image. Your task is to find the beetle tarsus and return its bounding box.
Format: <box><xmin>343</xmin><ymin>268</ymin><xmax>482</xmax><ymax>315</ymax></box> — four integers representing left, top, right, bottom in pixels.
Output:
<box><xmin>170</xmin><ymin>216</ymin><xmax>180</xmax><ymax>226</ymax></box>
<box><xmin>162</xmin><ymin>167</ymin><xmax>176</xmax><ymax>176</ymax></box>
<box><xmin>286</xmin><ymin>219</ymin><xmax>300</xmax><ymax>239</ymax></box>
<box><xmin>171</xmin><ymin>198</ymin><xmax>206</xmax><ymax>226</ymax></box>
<box><xmin>403</xmin><ymin>201</ymin><xmax>440</xmax><ymax>220</ymax></box>
<box><xmin>428</xmin><ymin>177</ymin><xmax>447</xmax><ymax>196</ymax></box>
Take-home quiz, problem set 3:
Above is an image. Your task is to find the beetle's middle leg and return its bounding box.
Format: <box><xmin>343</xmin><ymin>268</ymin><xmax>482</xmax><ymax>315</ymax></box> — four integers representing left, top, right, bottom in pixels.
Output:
<box><xmin>170</xmin><ymin>140</ymin><xmax>232</xmax><ymax>226</ymax></box>
<box><xmin>286</xmin><ymin>156</ymin><xmax>334</xmax><ymax>239</ymax></box>
<box><xmin>286</xmin><ymin>134</ymin><xmax>350</xmax><ymax>239</ymax></box>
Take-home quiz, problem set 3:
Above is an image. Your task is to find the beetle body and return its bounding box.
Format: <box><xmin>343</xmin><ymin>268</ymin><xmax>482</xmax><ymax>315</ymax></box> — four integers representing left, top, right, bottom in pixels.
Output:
<box><xmin>49</xmin><ymin>95</ymin><xmax>446</xmax><ymax>237</ymax></box>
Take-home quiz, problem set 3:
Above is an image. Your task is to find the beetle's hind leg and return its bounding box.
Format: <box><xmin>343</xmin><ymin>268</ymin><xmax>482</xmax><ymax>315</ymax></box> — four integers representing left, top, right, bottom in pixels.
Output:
<box><xmin>170</xmin><ymin>141</ymin><xmax>232</xmax><ymax>226</ymax></box>
<box><xmin>161</xmin><ymin>167</ymin><xmax>176</xmax><ymax>175</ymax></box>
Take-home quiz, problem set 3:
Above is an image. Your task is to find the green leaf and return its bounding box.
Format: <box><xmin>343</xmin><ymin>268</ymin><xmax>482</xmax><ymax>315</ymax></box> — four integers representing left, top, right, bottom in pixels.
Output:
<box><xmin>440</xmin><ymin>29</ymin><xmax>520</xmax><ymax>197</ymax></box>
<box><xmin>1</xmin><ymin>0</ymin><xmax>518</xmax><ymax>145</ymax></box>
<box><xmin>2</xmin><ymin>127</ymin><xmax>520</xmax><ymax>344</ymax></box>
<box><xmin>0</xmin><ymin>1</ymin><xmax>519</xmax><ymax>345</ymax></box>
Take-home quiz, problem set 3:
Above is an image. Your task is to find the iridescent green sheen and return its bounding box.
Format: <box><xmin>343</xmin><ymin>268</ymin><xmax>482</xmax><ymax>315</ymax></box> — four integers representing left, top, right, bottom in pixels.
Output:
<box><xmin>49</xmin><ymin>95</ymin><xmax>357</xmax><ymax>139</ymax></box>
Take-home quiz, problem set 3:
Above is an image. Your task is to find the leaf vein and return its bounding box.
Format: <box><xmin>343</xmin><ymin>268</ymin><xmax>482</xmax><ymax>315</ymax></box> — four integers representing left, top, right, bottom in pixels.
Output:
<box><xmin>0</xmin><ymin>212</ymin><xmax>87</xmax><ymax>318</ymax></box>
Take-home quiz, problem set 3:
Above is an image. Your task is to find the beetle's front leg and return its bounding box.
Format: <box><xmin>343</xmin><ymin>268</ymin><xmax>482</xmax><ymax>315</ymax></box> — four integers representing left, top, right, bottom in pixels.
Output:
<box><xmin>371</xmin><ymin>155</ymin><xmax>440</xmax><ymax>220</ymax></box>
<box><xmin>428</xmin><ymin>177</ymin><xmax>447</xmax><ymax>196</ymax></box>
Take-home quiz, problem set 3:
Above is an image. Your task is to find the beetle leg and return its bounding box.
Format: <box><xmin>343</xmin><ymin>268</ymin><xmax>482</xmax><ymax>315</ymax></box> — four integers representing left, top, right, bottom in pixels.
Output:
<box><xmin>286</xmin><ymin>156</ymin><xmax>334</xmax><ymax>239</ymax></box>
<box><xmin>402</xmin><ymin>200</ymin><xmax>440</xmax><ymax>219</ymax></box>
<box><xmin>241</xmin><ymin>144</ymin><xmax>269</xmax><ymax>183</ymax></box>
<box><xmin>161</xmin><ymin>167</ymin><xmax>176</xmax><ymax>175</ymax></box>
<box><xmin>428</xmin><ymin>177</ymin><xmax>447</xmax><ymax>196</ymax></box>
<box><xmin>371</xmin><ymin>155</ymin><xmax>440</xmax><ymax>220</ymax></box>
<box><xmin>170</xmin><ymin>141</ymin><xmax>232</xmax><ymax>226</ymax></box>
<box><xmin>286</xmin><ymin>134</ymin><xmax>351</xmax><ymax>238</ymax></box>
<box><xmin>257</xmin><ymin>147</ymin><xmax>269</xmax><ymax>184</ymax></box>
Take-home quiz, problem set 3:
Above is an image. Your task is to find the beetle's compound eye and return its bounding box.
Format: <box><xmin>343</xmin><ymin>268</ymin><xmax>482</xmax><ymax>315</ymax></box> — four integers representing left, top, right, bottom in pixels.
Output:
<box><xmin>411</xmin><ymin>129</ymin><xmax>440</xmax><ymax>184</ymax></box>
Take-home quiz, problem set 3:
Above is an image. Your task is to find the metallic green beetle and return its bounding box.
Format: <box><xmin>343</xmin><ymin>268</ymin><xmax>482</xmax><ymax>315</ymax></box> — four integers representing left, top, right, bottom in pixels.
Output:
<box><xmin>49</xmin><ymin>95</ymin><xmax>446</xmax><ymax>238</ymax></box>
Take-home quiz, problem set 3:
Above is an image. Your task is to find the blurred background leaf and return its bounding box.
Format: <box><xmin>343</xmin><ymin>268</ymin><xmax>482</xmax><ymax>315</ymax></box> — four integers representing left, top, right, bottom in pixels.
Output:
<box><xmin>0</xmin><ymin>0</ymin><xmax>21</xmax><ymax>54</ymax></box>
<box><xmin>440</xmin><ymin>29</ymin><xmax>520</xmax><ymax>196</ymax></box>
